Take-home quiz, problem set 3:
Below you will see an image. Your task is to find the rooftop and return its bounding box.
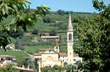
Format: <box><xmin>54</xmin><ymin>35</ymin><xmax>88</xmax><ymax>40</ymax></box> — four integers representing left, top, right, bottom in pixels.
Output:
<box><xmin>59</xmin><ymin>53</ymin><xmax>78</xmax><ymax>57</ymax></box>
<box><xmin>0</xmin><ymin>55</ymin><xmax>16</xmax><ymax>58</ymax></box>
<box><xmin>40</xmin><ymin>36</ymin><xmax>59</xmax><ymax>39</ymax></box>
<box><xmin>34</xmin><ymin>52</ymin><xmax>78</xmax><ymax>57</ymax></box>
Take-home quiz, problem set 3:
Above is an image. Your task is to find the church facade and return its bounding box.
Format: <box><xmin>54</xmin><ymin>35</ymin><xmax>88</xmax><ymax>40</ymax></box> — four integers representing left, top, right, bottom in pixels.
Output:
<box><xmin>33</xmin><ymin>15</ymin><xmax>82</xmax><ymax>72</ymax></box>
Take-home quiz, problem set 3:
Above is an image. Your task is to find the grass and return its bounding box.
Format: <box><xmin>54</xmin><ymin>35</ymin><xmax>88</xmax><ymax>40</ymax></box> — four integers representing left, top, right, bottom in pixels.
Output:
<box><xmin>23</xmin><ymin>44</ymin><xmax>67</xmax><ymax>53</ymax></box>
<box><xmin>0</xmin><ymin>51</ymin><xmax>29</xmax><ymax>64</ymax></box>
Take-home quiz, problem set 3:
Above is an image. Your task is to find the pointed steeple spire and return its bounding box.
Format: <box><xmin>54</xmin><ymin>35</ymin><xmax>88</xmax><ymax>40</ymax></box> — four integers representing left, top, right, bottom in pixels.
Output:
<box><xmin>68</xmin><ymin>14</ymin><xmax>73</xmax><ymax>31</ymax></box>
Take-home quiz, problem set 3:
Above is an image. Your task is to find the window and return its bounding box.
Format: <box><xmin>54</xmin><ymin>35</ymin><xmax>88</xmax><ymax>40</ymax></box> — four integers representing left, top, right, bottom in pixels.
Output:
<box><xmin>69</xmin><ymin>34</ymin><xmax>72</xmax><ymax>40</ymax></box>
<box><xmin>74</xmin><ymin>59</ymin><xmax>76</xmax><ymax>61</ymax></box>
<box><xmin>49</xmin><ymin>50</ymin><xmax>51</xmax><ymax>52</ymax></box>
<box><xmin>70</xmin><ymin>53</ymin><xmax>71</xmax><ymax>55</ymax></box>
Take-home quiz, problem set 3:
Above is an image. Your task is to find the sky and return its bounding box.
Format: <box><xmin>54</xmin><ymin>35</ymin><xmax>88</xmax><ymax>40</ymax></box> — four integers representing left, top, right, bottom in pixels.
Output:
<box><xmin>29</xmin><ymin>0</ymin><xmax>109</xmax><ymax>13</ymax></box>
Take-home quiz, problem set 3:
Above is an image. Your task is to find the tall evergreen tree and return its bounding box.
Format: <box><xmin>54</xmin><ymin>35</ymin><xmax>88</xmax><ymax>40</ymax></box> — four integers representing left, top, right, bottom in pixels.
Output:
<box><xmin>15</xmin><ymin>37</ymin><xmax>20</xmax><ymax>50</ymax></box>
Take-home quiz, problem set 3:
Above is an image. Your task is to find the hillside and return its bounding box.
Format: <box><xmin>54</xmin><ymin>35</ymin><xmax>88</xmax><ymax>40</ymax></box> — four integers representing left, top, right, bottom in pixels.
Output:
<box><xmin>0</xmin><ymin>10</ymin><xmax>92</xmax><ymax>65</ymax></box>
<box><xmin>1</xmin><ymin>11</ymin><xmax>93</xmax><ymax>54</ymax></box>
<box><xmin>19</xmin><ymin>10</ymin><xmax>92</xmax><ymax>53</ymax></box>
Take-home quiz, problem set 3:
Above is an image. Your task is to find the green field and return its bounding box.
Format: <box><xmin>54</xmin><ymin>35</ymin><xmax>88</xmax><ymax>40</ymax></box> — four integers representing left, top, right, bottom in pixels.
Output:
<box><xmin>23</xmin><ymin>44</ymin><xmax>67</xmax><ymax>53</ymax></box>
<box><xmin>0</xmin><ymin>51</ymin><xmax>29</xmax><ymax>64</ymax></box>
<box><xmin>24</xmin><ymin>45</ymin><xmax>54</xmax><ymax>53</ymax></box>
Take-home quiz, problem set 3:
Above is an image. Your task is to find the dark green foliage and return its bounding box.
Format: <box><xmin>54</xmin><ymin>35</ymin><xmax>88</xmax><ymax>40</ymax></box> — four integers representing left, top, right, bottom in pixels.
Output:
<box><xmin>49</xmin><ymin>29</ymin><xmax>57</xmax><ymax>36</ymax></box>
<box><xmin>39</xmin><ymin>33</ymin><xmax>46</xmax><ymax>36</ymax></box>
<box><xmin>53</xmin><ymin>65</ymin><xmax>64</xmax><ymax>72</ymax></box>
<box><xmin>57</xmin><ymin>9</ymin><xmax>65</xmax><ymax>15</ymax></box>
<box><xmin>34</xmin><ymin>58</ymin><xmax>39</xmax><ymax>71</ymax></box>
<box><xmin>0</xmin><ymin>30</ymin><xmax>10</xmax><ymax>51</ymax></box>
<box><xmin>22</xmin><ymin>58</ymin><xmax>32</xmax><ymax>68</ymax></box>
<box><xmin>72</xmin><ymin>18</ymin><xmax>78</xmax><ymax>23</ymax></box>
<box><xmin>92</xmin><ymin>0</ymin><xmax>106</xmax><ymax>11</ymax></box>
<box><xmin>43</xmin><ymin>17</ymin><xmax>53</xmax><ymax>23</ymax></box>
<box><xmin>32</xmin><ymin>28</ymin><xmax>39</xmax><ymax>35</ymax></box>
<box><xmin>64</xmin><ymin>64</ymin><xmax>78</xmax><ymax>72</ymax></box>
<box><xmin>10</xmin><ymin>30</ymin><xmax>24</xmax><ymax>38</ymax></box>
<box><xmin>76</xmin><ymin>0</ymin><xmax>110</xmax><ymax>71</ymax></box>
<box><xmin>41</xmin><ymin>65</ymin><xmax>64</xmax><ymax>72</ymax></box>
<box><xmin>76</xmin><ymin>61</ymin><xmax>84</xmax><ymax>71</ymax></box>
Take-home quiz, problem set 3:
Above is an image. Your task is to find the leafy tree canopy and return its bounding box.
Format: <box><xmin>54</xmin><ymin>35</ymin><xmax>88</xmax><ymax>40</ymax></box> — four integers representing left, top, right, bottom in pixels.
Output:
<box><xmin>0</xmin><ymin>0</ymin><xmax>50</xmax><ymax>51</ymax></box>
<box><xmin>76</xmin><ymin>0</ymin><xmax>110</xmax><ymax>71</ymax></box>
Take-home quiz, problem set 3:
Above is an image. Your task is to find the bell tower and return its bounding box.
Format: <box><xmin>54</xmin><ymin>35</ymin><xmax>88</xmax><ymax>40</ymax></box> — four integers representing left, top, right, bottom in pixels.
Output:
<box><xmin>67</xmin><ymin>14</ymin><xmax>74</xmax><ymax>64</ymax></box>
<box><xmin>54</xmin><ymin>41</ymin><xmax>59</xmax><ymax>53</ymax></box>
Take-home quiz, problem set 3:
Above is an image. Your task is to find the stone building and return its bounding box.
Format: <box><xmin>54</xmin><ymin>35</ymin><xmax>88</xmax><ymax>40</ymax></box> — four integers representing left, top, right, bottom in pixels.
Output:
<box><xmin>0</xmin><ymin>55</ymin><xmax>16</xmax><ymax>67</ymax></box>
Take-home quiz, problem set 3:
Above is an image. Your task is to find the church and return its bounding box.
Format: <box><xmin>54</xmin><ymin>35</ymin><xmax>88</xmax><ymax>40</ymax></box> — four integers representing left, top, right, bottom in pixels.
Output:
<box><xmin>33</xmin><ymin>15</ymin><xmax>82</xmax><ymax>72</ymax></box>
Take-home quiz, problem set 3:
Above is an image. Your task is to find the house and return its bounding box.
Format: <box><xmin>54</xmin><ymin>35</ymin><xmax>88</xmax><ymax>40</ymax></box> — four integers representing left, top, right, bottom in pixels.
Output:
<box><xmin>0</xmin><ymin>55</ymin><xmax>17</xmax><ymax>67</ymax></box>
<box><xmin>40</xmin><ymin>36</ymin><xmax>59</xmax><ymax>41</ymax></box>
<box><xmin>0</xmin><ymin>55</ymin><xmax>34</xmax><ymax>72</ymax></box>
<box><xmin>5</xmin><ymin>43</ymin><xmax>16</xmax><ymax>50</ymax></box>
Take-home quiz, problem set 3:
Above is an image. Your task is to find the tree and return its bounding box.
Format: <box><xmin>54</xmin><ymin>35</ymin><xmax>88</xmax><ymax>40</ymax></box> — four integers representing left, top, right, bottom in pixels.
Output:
<box><xmin>41</xmin><ymin>65</ymin><xmax>64</xmax><ymax>72</ymax></box>
<box><xmin>0</xmin><ymin>64</ymin><xmax>20</xmax><ymax>72</ymax></box>
<box><xmin>58</xmin><ymin>23</ymin><xmax>67</xmax><ymax>30</ymax></box>
<box><xmin>76</xmin><ymin>0</ymin><xmax>110</xmax><ymax>71</ymax></box>
<box><xmin>43</xmin><ymin>17</ymin><xmax>53</xmax><ymax>23</ymax></box>
<box><xmin>64</xmin><ymin>64</ymin><xmax>78</xmax><ymax>72</ymax></box>
<box><xmin>10</xmin><ymin>30</ymin><xmax>24</xmax><ymax>38</ymax></box>
<box><xmin>0</xmin><ymin>0</ymin><xmax>50</xmax><ymax>51</ymax></box>
<box><xmin>15</xmin><ymin>37</ymin><xmax>20</xmax><ymax>49</ymax></box>
<box><xmin>34</xmin><ymin>58</ymin><xmax>39</xmax><ymax>72</ymax></box>
<box><xmin>41</xmin><ymin>66</ymin><xmax>50</xmax><ymax>72</ymax></box>
<box><xmin>32</xmin><ymin>28</ymin><xmax>39</xmax><ymax>35</ymax></box>
<box><xmin>57</xmin><ymin>9</ymin><xmax>65</xmax><ymax>15</ymax></box>
<box><xmin>22</xmin><ymin>57</ymin><xmax>34</xmax><ymax>68</ymax></box>
<box><xmin>49</xmin><ymin>29</ymin><xmax>57</xmax><ymax>36</ymax></box>
<box><xmin>53</xmin><ymin>65</ymin><xmax>64</xmax><ymax>72</ymax></box>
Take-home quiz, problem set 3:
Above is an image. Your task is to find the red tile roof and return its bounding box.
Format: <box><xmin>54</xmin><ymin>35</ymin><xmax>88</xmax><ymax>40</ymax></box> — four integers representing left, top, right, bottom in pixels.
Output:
<box><xmin>55</xmin><ymin>41</ymin><xmax>59</xmax><ymax>46</ymax></box>
<box><xmin>34</xmin><ymin>52</ymin><xmax>78</xmax><ymax>57</ymax></box>
<box><xmin>59</xmin><ymin>53</ymin><xmax>67</xmax><ymax>56</ymax></box>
